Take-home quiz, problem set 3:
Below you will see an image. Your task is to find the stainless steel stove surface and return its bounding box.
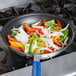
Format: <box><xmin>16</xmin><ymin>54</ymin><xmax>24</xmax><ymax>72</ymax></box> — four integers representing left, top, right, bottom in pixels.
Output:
<box><xmin>0</xmin><ymin>0</ymin><xmax>76</xmax><ymax>76</ymax></box>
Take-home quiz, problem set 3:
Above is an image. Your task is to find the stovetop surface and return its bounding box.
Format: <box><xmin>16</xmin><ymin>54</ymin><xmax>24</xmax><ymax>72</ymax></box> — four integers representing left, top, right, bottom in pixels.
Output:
<box><xmin>0</xmin><ymin>0</ymin><xmax>76</xmax><ymax>75</ymax></box>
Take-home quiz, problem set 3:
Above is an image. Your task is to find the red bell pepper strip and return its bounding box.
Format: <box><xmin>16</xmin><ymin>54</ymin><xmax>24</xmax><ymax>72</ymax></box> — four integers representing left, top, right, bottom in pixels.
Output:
<box><xmin>38</xmin><ymin>29</ymin><xmax>44</xmax><ymax>35</ymax></box>
<box><xmin>36</xmin><ymin>34</ymin><xmax>40</xmax><ymax>37</ymax></box>
<box><xmin>24</xmin><ymin>23</ymin><xmax>32</xmax><ymax>33</ymax></box>
<box><xmin>10</xmin><ymin>45</ymin><xmax>24</xmax><ymax>52</ymax></box>
<box><xmin>56</xmin><ymin>19</ymin><xmax>62</xmax><ymax>28</ymax></box>
<box><xmin>53</xmin><ymin>27</ymin><xmax>59</xmax><ymax>31</ymax></box>
<box><xmin>7</xmin><ymin>34</ymin><xmax>21</xmax><ymax>43</ymax></box>
<box><xmin>37</xmin><ymin>19</ymin><xmax>46</xmax><ymax>26</ymax></box>
<box><xmin>53</xmin><ymin>39</ymin><xmax>62</xmax><ymax>47</ymax></box>
<box><xmin>44</xmin><ymin>50</ymin><xmax>51</xmax><ymax>54</ymax></box>
<box><xmin>45</xmin><ymin>25</ymin><xmax>49</xmax><ymax>29</ymax></box>
<box><xmin>48</xmin><ymin>47</ymin><xmax>54</xmax><ymax>52</ymax></box>
<box><xmin>58</xmin><ymin>36</ymin><xmax>60</xmax><ymax>42</ymax></box>
<box><xmin>30</xmin><ymin>27</ymin><xmax>40</xmax><ymax>30</ymax></box>
<box><xmin>51</xmin><ymin>35</ymin><xmax>53</xmax><ymax>38</ymax></box>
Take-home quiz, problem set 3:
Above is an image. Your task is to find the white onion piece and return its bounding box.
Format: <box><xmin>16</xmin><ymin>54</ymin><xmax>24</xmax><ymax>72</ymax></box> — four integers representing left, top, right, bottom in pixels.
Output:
<box><xmin>60</xmin><ymin>23</ymin><xmax>69</xmax><ymax>31</ymax></box>
<box><xmin>24</xmin><ymin>44</ymin><xmax>30</xmax><ymax>53</ymax></box>
<box><xmin>47</xmin><ymin>27</ymin><xmax>51</xmax><ymax>37</ymax></box>
<box><xmin>42</xmin><ymin>28</ymin><xmax>48</xmax><ymax>36</ymax></box>
<box><xmin>51</xmin><ymin>44</ymin><xmax>62</xmax><ymax>50</ymax></box>
<box><xmin>11</xmin><ymin>28</ymin><xmax>18</xmax><ymax>31</ymax></box>
<box><xmin>11</xmin><ymin>30</ymin><xmax>18</xmax><ymax>33</ymax></box>
<box><xmin>33</xmin><ymin>26</ymin><xmax>44</xmax><ymax>29</ymax></box>
<box><xmin>51</xmin><ymin>32</ymin><xmax>64</xmax><ymax>36</ymax></box>
<box><xmin>18</xmin><ymin>26</ymin><xmax>29</xmax><ymax>37</ymax></box>
<box><xmin>40</xmin><ymin>37</ymin><xmax>53</xmax><ymax>48</ymax></box>
<box><xmin>60</xmin><ymin>41</ymin><xmax>64</xmax><ymax>47</ymax></box>
<box><xmin>32</xmin><ymin>41</ymin><xmax>38</xmax><ymax>50</ymax></box>
<box><xmin>64</xmin><ymin>37</ymin><xmax>69</xmax><ymax>45</ymax></box>
<box><xmin>11</xmin><ymin>28</ymin><xmax>18</xmax><ymax>33</ymax></box>
<box><xmin>36</xmin><ymin>47</ymin><xmax>52</xmax><ymax>54</ymax></box>
<box><xmin>32</xmin><ymin>21</ymin><xmax>41</xmax><ymax>27</ymax></box>
<box><xmin>42</xmin><ymin>27</ymin><xmax>51</xmax><ymax>37</ymax></box>
<box><xmin>15</xmin><ymin>33</ymin><xmax>28</xmax><ymax>44</ymax></box>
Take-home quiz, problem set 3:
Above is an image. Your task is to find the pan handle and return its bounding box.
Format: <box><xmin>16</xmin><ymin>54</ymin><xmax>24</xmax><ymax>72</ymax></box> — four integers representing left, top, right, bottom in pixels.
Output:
<box><xmin>32</xmin><ymin>55</ymin><xmax>41</xmax><ymax>76</ymax></box>
<box><xmin>32</xmin><ymin>61</ymin><xmax>41</xmax><ymax>76</ymax></box>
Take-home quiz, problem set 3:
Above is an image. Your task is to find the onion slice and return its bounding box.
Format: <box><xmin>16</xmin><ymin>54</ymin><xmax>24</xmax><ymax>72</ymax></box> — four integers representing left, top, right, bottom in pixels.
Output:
<box><xmin>60</xmin><ymin>23</ymin><xmax>69</xmax><ymax>31</ymax></box>
<box><xmin>36</xmin><ymin>47</ymin><xmax>52</xmax><ymax>54</ymax></box>
<box><xmin>64</xmin><ymin>37</ymin><xmax>69</xmax><ymax>45</ymax></box>
<box><xmin>32</xmin><ymin>21</ymin><xmax>41</xmax><ymax>27</ymax></box>
<box><xmin>51</xmin><ymin>32</ymin><xmax>64</xmax><ymax>36</ymax></box>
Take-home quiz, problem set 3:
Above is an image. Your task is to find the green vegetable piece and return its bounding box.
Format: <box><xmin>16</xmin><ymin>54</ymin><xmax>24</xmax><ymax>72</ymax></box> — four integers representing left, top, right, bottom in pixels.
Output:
<box><xmin>29</xmin><ymin>23</ymin><xmax>33</xmax><ymax>27</ymax></box>
<box><xmin>49</xmin><ymin>24</ymin><xmax>62</xmax><ymax>33</ymax></box>
<box><xmin>30</xmin><ymin>33</ymin><xmax>38</xmax><ymax>38</ymax></box>
<box><xmin>44</xmin><ymin>19</ymin><xmax>57</xmax><ymax>26</ymax></box>
<box><xmin>23</xmin><ymin>27</ymin><xmax>26</xmax><ymax>31</ymax></box>
<box><xmin>53</xmin><ymin>24</ymin><xmax>62</xmax><ymax>30</ymax></box>
<box><xmin>13</xmin><ymin>27</ymin><xmax>15</xmax><ymax>29</ymax></box>
<box><xmin>39</xmin><ymin>50</ymin><xmax>44</xmax><ymax>54</ymax></box>
<box><xmin>10</xmin><ymin>32</ymin><xmax>17</xmax><ymax>38</ymax></box>
<box><xmin>61</xmin><ymin>29</ymin><xmax>69</xmax><ymax>41</ymax></box>
<box><xmin>29</xmin><ymin>38</ymin><xmax>37</xmax><ymax>54</ymax></box>
<box><xmin>37</xmin><ymin>42</ymin><xmax>42</xmax><ymax>47</ymax></box>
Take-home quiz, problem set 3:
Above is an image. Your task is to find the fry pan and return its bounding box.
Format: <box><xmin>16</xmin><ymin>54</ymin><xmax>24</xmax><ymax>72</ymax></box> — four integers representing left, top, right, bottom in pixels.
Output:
<box><xmin>2</xmin><ymin>13</ymin><xmax>74</xmax><ymax>76</ymax></box>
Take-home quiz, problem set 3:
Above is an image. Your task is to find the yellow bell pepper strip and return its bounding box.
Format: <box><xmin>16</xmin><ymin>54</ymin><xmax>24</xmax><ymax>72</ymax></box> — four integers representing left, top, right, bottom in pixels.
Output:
<box><xmin>54</xmin><ymin>36</ymin><xmax>60</xmax><ymax>42</ymax></box>
<box><xmin>54</xmin><ymin>36</ymin><xmax>60</xmax><ymax>40</ymax></box>
<box><xmin>9</xmin><ymin>40</ymin><xmax>25</xmax><ymax>51</ymax></box>
<box><xmin>29</xmin><ymin>38</ymin><xmax>37</xmax><ymax>54</ymax></box>
<box><xmin>9</xmin><ymin>40</ymin><xmax>19</xmax><ymax>47</ymax></box>
<box><xmin>7</xmin><ymin>34</ymin><xmax>21</xmax><ymax>42</ymax></box>
<box><xmin>29</xmin><ymin>36</ymin><xmax>34</xmax><ymax>44</ymax></box>
<box><xmin>56</xmin><ymin>19</ymin><xmax>62</xmax><ymax>28</ymax></box>
<box><xmin>10</xmin><ymin>45</ymin><xmax>24</xmax><ymax>52</ymax></box>
<box><xmin>37</xmin><ymin>19</ymin><xmax>46</xmax><ymax>26</ymax></box>
<box><xmin>33</xmin><ymin>48</ymin><xmax>37</xmax><ymax>53</ymax></box>
<box><xmin>40</xmin><ymin>41</ymin><xmax>45</xmax><ymax>47</ymax></box>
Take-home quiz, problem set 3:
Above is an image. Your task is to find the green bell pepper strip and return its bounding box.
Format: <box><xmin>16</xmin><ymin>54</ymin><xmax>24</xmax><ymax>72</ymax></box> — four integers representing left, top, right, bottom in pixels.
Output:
<box><xmin>39</xmin><ymin>50</ymin><xmax>44</xmax><ymax>54</ymax></box>
<box><xmin>29</xmin><ymin>23</ymin><xmax>34</xmax><ymax>27</ymax></box>
<box><xmin>44</xmin><ymin>19</ymin><xmax>57</xmax><ymax>26</ymax></box>
<box><xmin>29</xmin><ymin>38</ymin><xmax>37</xmax><ymax>54</ymax></box>
<box><xmin>10</xmin><ymin>32</ymin><xmax>17</xmax><ymax>38</ymax></box>
<box><xmin>49</xmin><ymin>24</ymin><xmax>62</xmax><ymax>33</ymax></box>
<box><xmin>30</xmin><ymin>33</ymin><xmax>39</xmax><ymax>38</ymax></box>
<box><xmin>29</xmin><ymin>37</ymin><xmax>44</xmax><ymax>54</ymax></box>
<box><xmin>61</xmin><ymin>29</ymin><xmax>69</xmax><ymax>41</ymax></box>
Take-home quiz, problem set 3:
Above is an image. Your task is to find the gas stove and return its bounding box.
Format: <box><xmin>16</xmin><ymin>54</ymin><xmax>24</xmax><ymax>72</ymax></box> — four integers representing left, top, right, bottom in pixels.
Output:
<box><xmin>0</xmin><ymin>0</ymin><xmax>76</xmax><ymax>75</ymax></box>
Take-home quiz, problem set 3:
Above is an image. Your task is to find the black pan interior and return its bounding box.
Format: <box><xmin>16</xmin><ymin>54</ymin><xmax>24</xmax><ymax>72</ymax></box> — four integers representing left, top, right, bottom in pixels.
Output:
<box><xmin>2</xmin><ymin>13</ymin><xmax>74</xmax><ymax>56</ymax></box>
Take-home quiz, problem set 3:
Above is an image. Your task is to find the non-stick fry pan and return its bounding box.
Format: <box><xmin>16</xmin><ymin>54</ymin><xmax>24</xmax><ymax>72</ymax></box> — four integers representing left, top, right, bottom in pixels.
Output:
<box><xmin>2</xmin><ymin>13</ymin><xmax>74</xmax><ymax>76</ymax></box>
